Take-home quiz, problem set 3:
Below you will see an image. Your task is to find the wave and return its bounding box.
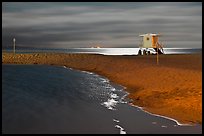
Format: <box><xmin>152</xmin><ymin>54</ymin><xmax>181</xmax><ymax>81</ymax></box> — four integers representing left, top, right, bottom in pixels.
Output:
<box><xmin>62</xmin><ymin>66</ymin><xmax>73</xmax><ymax>70</ymax></box>
<box><xmin>129</xmin><ymin>103</ymin><xmax>193</xmax><ymax>126</ymax></box>
<box><xmin>101</xmin><ymin>98</ymin><xmax>118</xmax><ymax>110</ymax></box>
<box><xmin>115</xmin><ymin>125</ymin><xmax>126</xmax><ymax>134</ymax></box>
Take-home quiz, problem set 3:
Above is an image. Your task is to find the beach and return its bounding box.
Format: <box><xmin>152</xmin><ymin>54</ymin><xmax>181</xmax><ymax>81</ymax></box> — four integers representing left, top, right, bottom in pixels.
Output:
<box><xmin>2</xmin><ymin>52</ymin><xmax>202</xmax><ymax>125</ymax></box>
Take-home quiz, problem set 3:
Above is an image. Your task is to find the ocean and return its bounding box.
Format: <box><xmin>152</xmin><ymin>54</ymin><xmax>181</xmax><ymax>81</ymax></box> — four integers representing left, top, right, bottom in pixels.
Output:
<box><xmin>2</xmin><ymin>48</ymin><xmax>202</xmax><ymax>55</ymax></box>
<box><xmin>2</xmin><ymin>64</ymin><xmax>202</xmax><ymax>134</ymax></box>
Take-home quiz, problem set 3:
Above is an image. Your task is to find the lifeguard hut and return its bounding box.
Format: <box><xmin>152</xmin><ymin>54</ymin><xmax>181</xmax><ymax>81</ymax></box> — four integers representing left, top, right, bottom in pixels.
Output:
<box><xmin>138</xmin><ymin>33</ymin><xmax>164</xmax><ymax>55</ymax></box>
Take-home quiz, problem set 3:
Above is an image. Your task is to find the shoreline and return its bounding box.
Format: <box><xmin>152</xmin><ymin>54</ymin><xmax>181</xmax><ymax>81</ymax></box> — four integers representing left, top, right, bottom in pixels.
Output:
<box><xmin>3</xmin><ymin>63</ymin><xmax>193</xmax><ymax>126</ymax></box>
<box><xmin>2</xmin><ymin>52</ymin><xmax>202</xmax><ymax>125</ymax></box>
<box><xmin>129</xmin><ymin>104</ymin><xmax>196</xmax><ymax>126</ymax></box>
<box><xmin>62</xmin><ymin>65</ymin><xmax>198</xmax><ymax>126</ymax></box>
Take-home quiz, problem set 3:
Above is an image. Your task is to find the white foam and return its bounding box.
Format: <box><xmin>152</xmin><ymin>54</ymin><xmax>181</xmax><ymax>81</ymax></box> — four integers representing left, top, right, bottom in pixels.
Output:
<box><xmin>129</xmin><ymin>103</ymin><xmax>193</xmax><ymax>126</ymax></box>
<box><xmin>105</xmin><ymin>86</ymin><xmax>112</xmax><ymax>89</ymax></box>
<box><xmin>113</xmin><ymin>119</ymin><xmax>120</xmax><ymax>123</ymax></box>
<box><xmin>119</xmin><ymin>92</ymin><xmax>129</xmax><ymax>104</ymax></box>
<box><xmin>111</xmin><ymin>88</ymin><xmax>116</xmax><ymax>91</ymax></box>
<box><xmin>101</xmin><ymin>98</ymin><xmax>118</xmax><ymax>110</ymax></box>
<box><xmin>100</xmin><ymin>78</ymin><xmax>109</xmax><ymax>83</ymax></box>
<box><xmin>115</xmin><ymin>125</ymin><xmax>127</xmax><ymax>134</ymax></box>
<box><xmin>110</xmin><ymin>93</ymin><xmax>119</xmax><ymax>99</ymax></box>
<box><xmin>102</xmin><ymin>79</ymin><xmax>108</xmax><ymax>83</ymax></box>
<box><xmin>81</xmin><ymin>70</ymin><xmax>94</xmax><ymax>75</ymax></box>
<box><xmin>62</xmin><ymin>66</ymin><xmax>72</xmax><ymax>70</ymax></box>
<box><xmin>63</xmin><ymin>66</ymin><xmax>195</xmax><ymax>127</ymax></box>
<box><xmin>120</xmin><ymin>101</ymin><xmax>128</xmax><ymax>104</ymax></box>
<box><xmin>161</xmin><ymin>125</ymin><xmax>167</xmax><ymax>128</ymax></box>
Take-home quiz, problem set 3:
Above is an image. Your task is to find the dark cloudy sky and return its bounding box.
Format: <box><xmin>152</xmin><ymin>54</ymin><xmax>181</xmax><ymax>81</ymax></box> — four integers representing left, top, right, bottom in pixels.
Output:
<box><xmin>2</xmin><ymin>2</ymin><xmax>202</xmax><ymax>49</ymax></box>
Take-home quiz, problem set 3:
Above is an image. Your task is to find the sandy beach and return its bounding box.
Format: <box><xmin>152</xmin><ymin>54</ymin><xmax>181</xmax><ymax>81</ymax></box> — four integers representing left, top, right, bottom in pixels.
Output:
<box><xmin>2</xmin><ymin>52</ymin><xmax>202</xmax><ymax>125</ymax></box>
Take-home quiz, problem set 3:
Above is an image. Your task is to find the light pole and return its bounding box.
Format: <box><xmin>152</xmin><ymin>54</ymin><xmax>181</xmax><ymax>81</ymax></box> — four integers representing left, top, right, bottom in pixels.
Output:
<box><xmin>156</xmin><ymin>43</ymin><xmax>159</xmax><ymax>65</ymax></box>
<box><xmin>13</xmin><ymin>38</ymin><xmax>16</xmax><ymax>55</ymax></box>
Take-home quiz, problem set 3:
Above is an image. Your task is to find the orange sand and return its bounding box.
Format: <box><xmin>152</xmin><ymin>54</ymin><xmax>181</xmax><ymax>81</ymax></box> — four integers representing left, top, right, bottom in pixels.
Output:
<box><xmin>2</xmin><ymin>52</ymin><xmax>202</xmax><ymax>125</ymax></box>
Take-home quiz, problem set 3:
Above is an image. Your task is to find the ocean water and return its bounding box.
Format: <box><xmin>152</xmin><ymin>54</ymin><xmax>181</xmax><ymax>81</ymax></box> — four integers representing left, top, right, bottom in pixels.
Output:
<box><xmin>2</xmin><ymin>65</ymin><xmax>202</xmax><ymax>134</ymax></box>
<box><xmin>3</xmin><ymin>48</ymin><xmax>202</xmax><ymax>55</ymax></box>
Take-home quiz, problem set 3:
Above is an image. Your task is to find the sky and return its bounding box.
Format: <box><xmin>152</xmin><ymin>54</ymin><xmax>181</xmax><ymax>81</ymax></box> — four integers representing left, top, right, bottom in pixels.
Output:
<box><xmin>2</xmin><ymin>2</ymin><xmax>202</xmax><ymax>49</ymax></box>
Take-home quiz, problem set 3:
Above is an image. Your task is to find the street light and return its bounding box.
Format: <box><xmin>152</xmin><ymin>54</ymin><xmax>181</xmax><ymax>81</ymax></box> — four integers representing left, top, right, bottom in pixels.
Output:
<box><xmin>13</xmin><ymin>38</ymin><xmax>16</xmax><ymax>55</ymax></box>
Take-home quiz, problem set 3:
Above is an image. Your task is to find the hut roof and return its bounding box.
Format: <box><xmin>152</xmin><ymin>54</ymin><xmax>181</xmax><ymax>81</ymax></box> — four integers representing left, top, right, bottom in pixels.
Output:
<box><xmin>139</xmin><ymin>33</ymin><xmax>160</xmax><ymax>37</ymax></box>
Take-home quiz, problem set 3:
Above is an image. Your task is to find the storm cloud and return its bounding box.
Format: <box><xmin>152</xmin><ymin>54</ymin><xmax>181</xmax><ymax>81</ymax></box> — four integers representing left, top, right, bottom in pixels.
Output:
<box><xmin>2</xmin><ymin>2</ymin><xmax>202</xmax><ymax>49</ymax></box>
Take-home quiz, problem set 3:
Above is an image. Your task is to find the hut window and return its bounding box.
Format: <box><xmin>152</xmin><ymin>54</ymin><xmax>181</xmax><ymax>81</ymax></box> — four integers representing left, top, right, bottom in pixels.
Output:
<box><xmin>146</xmin><ymin>37</ymin><xmax>149</xmax><ymax>40</ymax></box>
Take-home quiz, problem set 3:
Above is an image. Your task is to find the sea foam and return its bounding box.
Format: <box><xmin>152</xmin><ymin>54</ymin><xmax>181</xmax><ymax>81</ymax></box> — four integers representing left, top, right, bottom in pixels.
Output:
<box><xmin>101</xmin><ymin>98</ymin><xmax>118</xmax><ymax>110</ymax></box>
<box><xmin>115</xmin><ymin>125</ymin><xmax>127</xmax><ymax>134</ymax></box>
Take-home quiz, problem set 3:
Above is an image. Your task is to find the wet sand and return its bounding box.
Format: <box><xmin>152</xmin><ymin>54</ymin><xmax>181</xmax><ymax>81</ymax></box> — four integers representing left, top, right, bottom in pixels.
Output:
<box><xmin>2</xmin><ymin>52</ymin><xmax>202</xmax><ymax>125</ymax></box>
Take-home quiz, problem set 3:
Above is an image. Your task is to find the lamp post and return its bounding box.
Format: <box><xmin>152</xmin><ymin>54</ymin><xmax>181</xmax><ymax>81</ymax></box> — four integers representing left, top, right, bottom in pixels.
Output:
<box><xmin>157</xmin><ymin>43</ymin><xmax>159</xmax><ymax>65</ymax></box>
<box><xmin>13</xmin><ymin>38</ymin><xmax>16</xmax><ymax>55</ymax></box>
